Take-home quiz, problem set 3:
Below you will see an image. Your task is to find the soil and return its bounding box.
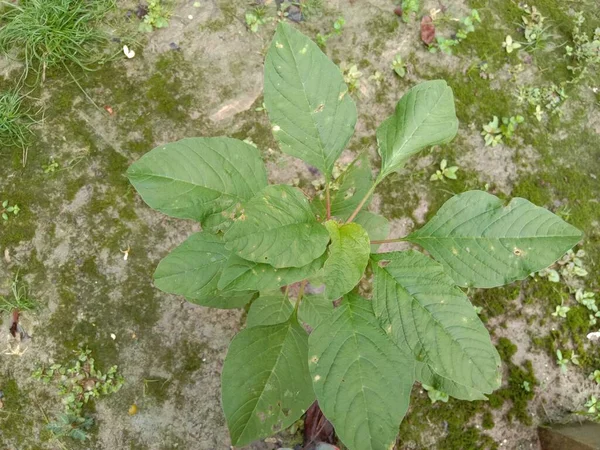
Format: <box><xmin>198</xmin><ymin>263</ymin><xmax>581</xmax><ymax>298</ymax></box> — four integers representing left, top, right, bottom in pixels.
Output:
<box><xmin>0</xmin><ymin>0</ymin><xmax>599</xmax><ymax>449</ymax></box>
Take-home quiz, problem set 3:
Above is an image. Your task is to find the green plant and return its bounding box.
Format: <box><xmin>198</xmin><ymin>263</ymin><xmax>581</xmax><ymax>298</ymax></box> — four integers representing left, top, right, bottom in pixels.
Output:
<box><xmin>422</xmin><ymin>384</ymin><xmax>449</xmax><ymax>404</ymax></box>
<box><xmin>0</xmin><ymin>90</ymin><xmax>35</xmax><ymax>161</ymax></box>
<box><xmin>519</xmin><ymin>4</ymin><xmax>549</xmax><ymax>49</ymax></box>
<box><xmin>429</xmin><ymin>9</ymin><xmax>481</xmax><ymax>55</ymax></box>
<box><xmin>516</xmin><ymin>84</ymin><xmax>568</xmax><ymax>120</ymax></box>
<box><xmin>0</xmin><ymin>0</ymin><xmax>117</xmax><ymax>80</ymax></box>
<box><xmin>316</xmin><ymin>17</ymin><xmax>345</xmax><ymax>47</ymax></box>
<box><xmin>0</xmin><ymin>273</ymin><xmax>37</xmax><ymax>314</ymax></box>
<box><xmin>581</xmin><ymin>395</ymin><xmax>600</xmax><ymax>421</ymax></box>
<box><xmin>392</xmin><ymin>54</ymin><xmax>406</xmax><ymax>77</ymax></box>
<box><xmin>502</xmin><ymin>35</ymin><xmax>522</xmax><ymax>53</ymax></box>
<box><xmin>589</xmin><ymin>370</ymin><xmax>600</xmax><ymax>385</ymax></box>
<box><xmin>139</xmin><ymin>0</ymin><xmax>171</xmax><ymax>32</ymax></box>
<box><xmin>481</xmin><ymin>115</ymin><xmax>524</xmax><ymax>147</ymax></box>
<box><xmin>245</xmin><ymin>6</ymin><xmax>272</xmax><ymax>33</ymax></box>
<box><xmin>42</xmin><ymin>158</ymin><xmax>59</xmax><ymax>173</ymax></box>
<box><xmin>565</xmin><ymin>13</ymin><xmax>600</xmax><ymax>83</ymax></box>
<box><xmin>46</xmin><ymin>413</ymin><xmax>93</xmax><ymax>442</ymax></box>
<box><xmin>1</xmin><ymin>200</ymin><xmax>20</xmax><ymax>221</ymax></box>
<box><xmin>552</xmin><ymin>304</ymin><xmax>570</xmax><ymax>318</ymax></box>
<box><xmin>430</xmin><ymin>159</ymin><xmax>458</xmax><ymax>181</ymax></box>
<box><xmin>556</xmin><ymin>349</ymin><xmax>569</xmax><ymax>374</ymax></box>
<box><xmin>127</xmin><ymin>23</ymin><xmax>582</xmax><ymax>450</ymax></box>
<box><xmin>32</xmin><ymin>348</ymin><xmax>124</xmax><ymax>441</ymax></box>
<box><xmin>341</xmin><ymin>63</ymin><xmax>362</xmax><ymax>92</ymax></box>
<box><xmin>400</xmin><ymin>0</ymin><xmax>419</xmax><ymax>23</ymax></box>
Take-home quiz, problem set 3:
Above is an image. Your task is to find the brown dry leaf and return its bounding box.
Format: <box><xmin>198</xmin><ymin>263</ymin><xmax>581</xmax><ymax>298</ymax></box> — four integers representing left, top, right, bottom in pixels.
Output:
<box><xmin>421</xmin><ymin>15</ymin><xmax>436</xmax><ymax>45</ymax></box>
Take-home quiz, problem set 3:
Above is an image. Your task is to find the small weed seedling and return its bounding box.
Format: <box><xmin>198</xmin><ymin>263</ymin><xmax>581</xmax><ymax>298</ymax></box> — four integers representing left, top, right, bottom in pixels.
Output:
<box><xmin>556</xmin><ymin>350</ymin><xmax>569</xmax><ymax>374</ymax></box>
<box><xmin>139</xmin><ymin>0</ymin><xmax>171</xmax><ymax>32</ymax></box>
<box><xmin>422</xmin><ymin>384</ymin><xmax>449</xmax><ymax>404</ymax></box>
<box><xmin>429</xmin><ymin>9</ymin><xmax>481</xmax><ymax>55</ymax></box>
<box><xmin>503</xmin><ymin>35</ymin><xmax>522</xmax><ymax>53</ymax></box>
<box><xmin>589</xmin><ymin>370</ymin><xmax>600</xmax><ymax>385</ymax></box>
<box><xmin>32</xmin><ymin>348</ymin><xmax>124</xmax><ymax>442</ymax></box>
<box><xmin>565</xmin><ymin>13</ymin><xmax>600</xmax><ymax>83</ymax></box>
<box><xmin>519</xmin><ymin>4</ymin><xmax>550</xmax><ymax>49</ymax></box>
<box><xmin>516</xmin><ymin>84</ymin><xmax>568</xmax><ymax>120</ymax></box>
<box><xmin>481</xmin><ymin>115</ymin><xmax>524</xmax><ymax>147</ymax></box>
<box><xmin>392</xmin><ymin>54</ymin><xmax>406</xmax><ymax>78</ymax></box>
<box><xmin>42</xmin><ymin>158</ymin><xmax>59</xmax><ymax>173</ymax></box>
<box><xmin>1</xmin><ymin>200</ymin><xmax>20</xmax><ymax>222</ymax></box>
<box><xmin>0</xmin><ymin>90</ymin><xmax>35</xmax><ymax>155</ymax></box>
<box><xmin>127</xmin><ymin>23</ymin><xmax>582</xmax><ymax>449</ymax></box>
<box><xmin>430</xmin><ymin>159</ymin><xmax>458</xmax><ymax>181</ymax></box>
<box><xmin>552</xmin><ymin>303</ymin><xmax>570</xmax><ymax>319</ymax></box>
<box><xmin>316</xmin><ymin>17</ymin><xmax>345</xmax><ymax>47</ymax></box>
<box><xmin>399</xmin><ymin>0</ymin><xmax>420</xmax><ymax>23</ymax></box>
<box><xmin>245</xmin><ymin>6</ymin><xmax>272</xmax><ymax>33</ymax></box>
<box><xmin>582</xmin><ymin>395</ymin><xmax>600</xmax><ymax>422</ymax></box>
<box><xmin>341</xmin><ymin>63</ymin><xmax>362</xmax><ymax>92</ymax></box>
<box><xmin>0</xmin><ymin>273</ymin><xmax>36</xmax><ymax>314</ymax></box>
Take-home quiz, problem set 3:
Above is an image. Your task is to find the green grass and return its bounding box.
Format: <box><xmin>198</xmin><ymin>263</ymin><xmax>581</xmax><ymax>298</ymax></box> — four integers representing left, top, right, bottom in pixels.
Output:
<box><xmin>0</xmin><ymin>0</ymin><xmax>117</xmax><ymax>81</ymax></box>
<box><xmin>0</xmin><ymin>90</ymin><xmax>35</xmax><ymax>159</ymax></box>
<box><xmin>0</xmin><ymin>273</ymin><xmax>37</xmax><ymax>314</ymax></box>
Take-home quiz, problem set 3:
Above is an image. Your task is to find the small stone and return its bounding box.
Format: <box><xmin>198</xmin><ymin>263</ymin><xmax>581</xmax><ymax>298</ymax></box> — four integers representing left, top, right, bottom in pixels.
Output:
<box><xmin>129</xmin><ymin>404</ymin><xmax>138</xmax><ymax>415</ymax></box>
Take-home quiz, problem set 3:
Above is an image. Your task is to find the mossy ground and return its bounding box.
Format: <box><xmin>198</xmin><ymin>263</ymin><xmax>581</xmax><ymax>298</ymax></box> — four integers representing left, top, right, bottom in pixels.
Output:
<box><xmin>0</xmin><ymin>0</ymin><xmax>599</xmax><ymax>448</ymax></box>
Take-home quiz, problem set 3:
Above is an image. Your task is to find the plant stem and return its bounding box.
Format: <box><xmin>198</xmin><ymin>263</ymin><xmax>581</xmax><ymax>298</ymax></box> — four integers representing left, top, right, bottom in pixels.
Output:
<box><xmin>345</xmin><ymin>182</ymin><xmax>378</xmax><ymax>224</ymax></box>
<box><xmin>294</xmin><ymin>280</ymin><xmax>307</xmax><ymax>313</ymax></box>
<box><xmin>370</xmin><ymin>238</ymin><xmax>405</xmax><ymax>245</ymax></box>
<box><xmin>325</xmin><ymin>183</ymin><xmax>331</xmax><ymax>220</ymax></box>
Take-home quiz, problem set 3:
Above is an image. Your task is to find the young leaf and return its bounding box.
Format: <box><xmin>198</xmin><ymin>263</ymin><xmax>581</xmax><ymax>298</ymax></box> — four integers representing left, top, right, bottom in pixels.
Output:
<box><xmin>371</xmin><ymin>251</ymin><xmax>501</xmax><ymax>395</ymax></box>
<box><xmin>298</xmin><ymin>293</ymin><xmax>333</xmax><ymax>329</ymax></box>
<box><xmin>264</xmin><ymin>22</ymin><xmax>357</xmax><ymax>177</ymax></box>
<box><xmin>406</xmin><ymin>190</ymin><xmax>583</xmax><ymax>288</ymax></box>
<box><xmin>246</xmin><ymin>292</ymin><xmax>293</xmax><ymax>327</ymax></box>
<box><xmin>416</xmin><ymin>362</ymin><xmax>488</xmax><ymax>401</ymax></box>
<box><xmin>309</xmin><ymin>293</ymin><xmax>415</xmax><ymax>450</ymax></box>
<box><xmin>376</xmin><ymin>80</ymin><xmax>458</xmax><ymax>180</ymax></box>
<box><xmin>222</xmin><ymin>315</ymin><xmax>314</xmax><ymax>446</ymax></box>
<box><xmin>154</xmin><ymin>232</ymin><xmax>253</xmax><ymax>309</ymax></box>
<box><xmin>321</xmin><ymin>221</ymin><xmax>370</xmax><ymax>300</ymax></box>
<box><xmin>127</xmin><ymin>137</ymin><xmax>267</xmax><ymax>223</ymax></box>
<box><xmin>218</xmin><ymin>253</ymin><xmax>327</xmax><ymax>292</ymax></box>
<box><xmin>224</xmin><ymin>185</ymin><xmax>329</xmax><ymax>268</ymax></box>
<box><xmin>312</xmin><ymin>153</ymin><xmax>373</xmax><ymax>220</ymax></box>
<box><xmin>353</xmin><ymin>210</ymin><xmax>389</xmax><ymax>251</ymax></box>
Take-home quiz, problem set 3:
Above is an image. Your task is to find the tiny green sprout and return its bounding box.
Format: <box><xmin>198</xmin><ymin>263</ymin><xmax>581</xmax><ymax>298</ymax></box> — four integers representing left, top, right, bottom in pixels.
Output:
<box><xmin>537</xmin><ymin>267</ymin><xmax>560</xmax><ymax>282</ymax></box>
<box><xmin>368</xmin><ymin>71</ymin><xmax>383</xmax><ymax>87</ymax></box>
<box><xmin>43</xmin><ymin>158</ymin><xmax>59</xmax><ymax>173</ymax></box>
<box><xmin>1</xmin><ymin>200</ymin><xmax>20</xmax><ymax>221</ymax></box>
<box><xmin>255</xmin><ymin>102</ymin><xmax>266</xmax><ymax>112</ymax></box>
<box><xmin>422</xmin><ymin>384</ymin><xmax>449</xmax><ymax>404</ymax></box>
<box><xmin>245</xmin><ymin>6</ymin><xmax>271</xmax><ymax>33</ymax></box>
<box><xmin>556</xmin><ymin>349</ymin><xmax>569</xmax><ymax>374</ymax></box>
<box><xmin>473</xmin><ymin>305</ymin><xmax>483</xmax><ymax>315</ymax></box>
<box><xmin>430</xmin><ymin>159</ymin><xmax>458</xmax><ymax>181</ymax></box>
<box><xmin>576</xmin><ymin>289</ymin><xmax>597</xmax><ymax>312</ymax></box>
<box><xmin>392</xmin><ymin>54</ymin><xmax>406</xmax><ymax>78</ymax></box>
<box><xmin>558</xmin><ymin>249</ymin><xmax>588</xmax><ymax>279</ymax></box>
<box><xmin>400</xmin><ymin>0</ymin><xmax>420</xmax><ymax>23</ymax></box>
<box><xmin>481</xmin><ymin>116</ymin><xmax>503</xmax><ymax>146</ymax></box>
<box><xmin>316</xmin><ymin>17</ymin><xmax>345</xmax><ymax>47</ymax></box>
<box><xmin>139</xmin><ymin>0</ymin><xmax>171</xmax><ymax>32</ymax></box>
<box><xmin>552</xmin><ymin>304</ymin><xmax>570</xmax><ymax>318</ymax></box>
<box><xmin>571</xmin><ymin>352</ymin><xmax>580</xmax><ymax>366</ymax></box>
<box><xmin>341</xmin><ymin>63</ymin><xmax>362</xmax><ymax>92</ymax></box>
<box><xmin>585</xmin><ymin>395</ymin><xmax>599</xmax><ymax>414</ymax></box>
<box><xmin>589</xmin><ymin>370</ymin><xmax>600</xmax><ymax>385</ymax></box>
<box><xmin>522</xmin><ymin>381</ymin><xmax>531</xmax><ymax>392</ymax></box>
<box><xmin>503</xmin><ymin>35</ymin><xmax>522</xmax><ymax>53</ymax></box>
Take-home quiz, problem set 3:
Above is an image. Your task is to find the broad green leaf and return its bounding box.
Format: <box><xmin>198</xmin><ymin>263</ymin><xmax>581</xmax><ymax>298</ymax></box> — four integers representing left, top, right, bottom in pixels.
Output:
<box><xmin>406</xmin><ymin>190</ymin><xmax>583</xmax><ymax>288</ymax></box>
<box><xmin>217</xmin><ymin>253</ymin><xmax>326</xmax><ymax>292</ymax></box>
<box><xmin>309</xmin><ymin>293</ymin><xmax>415</xmax><ymax>450</ymax></box>
<box><xmin>224</xmin><ymin>185</ymin><xmax>329</xmax><ymax>268</ymax></box>
<box><xmin>246</xmin><ymin>292</ymin><xmax>293</xmax><ymax>327</ymax></box>
<box><xmin>264</xmin><ymin>22</ymin><xmax>357</xmax><ymax>177</ymax></box>
<box><xmin>416</xmin><ymin>362</ymin><xmax>488</xmax><ymax>401</ymax></box>
<box><xmin>127</xmin><ymin>137</ymin><xmax>267</xmax><ymax>223</ymax></box>
<box><xmin>298</xmin><ymin>294</ymin><xmax>333</xmax><ymax>329</ymax></box>
<box><xmin>154</xmin><ymin>232</ymin><xmax>253</xmax><ymax>309</ymax></box>
<box><xmin>377</xmin><ymin>80</ymin><xmax>458</xmax><ymax>180</ymax></box>
<box><xmin>371</xmin><ymin>251</ymin><xmax>501</xmax><ymax>394</ymax></box>
<box><xmin>321</xmin><ymin>221</ymin><xmax>370</xmax><ymax>300</ymax></box>
<box><xmin>222</xmin><ymin>315</ymin><xmax>314</xmax><ymax>446</ymax></box>
<box><xmin>312</xmin><ymin>153</ymin><xmax>373</xmax><ymax>220</ymax></box>
<box><xmin>353</xmin><ymin>210</ymin><xmax>389</xmax><ymax>252</ymax></box>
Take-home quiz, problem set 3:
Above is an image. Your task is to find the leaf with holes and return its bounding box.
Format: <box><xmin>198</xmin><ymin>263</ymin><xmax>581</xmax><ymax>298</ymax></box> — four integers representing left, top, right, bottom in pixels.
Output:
<box><xmin>127</xmin><ymin>137</ymin><xmax>267</xmax><ymax>223</ymax></box>
<box><xmin>309</xmin><ymin>293</ymin><xmax>415</xmax><ymax>450</ymax></box>
<box><xmin>218</xmin><ymin>253</ymin><xmax>327</xmax><ymax>292</ymax></box>
<box><xmin>222</xmin><ymin>314</ymin><xmax>314</xmax><ymax>446</ymax></box>
<box><xmin>406</xmin><ymin>190</ymin><xmax>583</xmax><ymax>288</ymax></box>
<box><xmin>264</xmin><ymin>22</ymin><xmax>357</xmax><ymax>177</ymax></box>
<box><xmin>312</xmin><ymin>153</ymin><xmax>373</xmax><ymax>220</ymax></box>
<box><xmin>154</xmin><ymin>232</ymin><xmax>253</xmax><ymax>308</ymax></box>
<box><xmin>371</xmin><ymin>250</ymin><xmax>501</xmax><ymax>395</ymax></box>
<box><xmin>246</xmin><ymin>292</ymin><xmax>293</xmax><ymax>327</ymax></box>
<box><xmin>321</xmin><ymin>221</ymin><xmax>370</xmax><ymax>300</ymax></box>
<box><xmin>224</xmin><ymin>185</ymin><xmax>330</xmax><ymax>268</ymax></box>
<box><xmin>377</xmin><ymin>80</ymin><xmax>458</xmax><ymax>180</ymax></box>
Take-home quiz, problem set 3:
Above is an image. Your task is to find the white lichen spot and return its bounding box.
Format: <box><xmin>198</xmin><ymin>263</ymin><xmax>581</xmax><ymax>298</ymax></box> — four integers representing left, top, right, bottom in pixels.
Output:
<box><xmin>313</xmin><ymin>375</ymin><xmax>321</xmax><ymax>382</ymax></box>
<box><xmin>276</xmin><ymin>41</ymin><xmax>283</xmax><ymax>49</ymax></box>
<box><xmin>452</xmin><ymin>248</ymin><xmax>458</xmax><ymax>255</ymax></box>
<box><xmin>277</xmin><ymin>276</ymin><xmax>282</xmax><ymax>282</ymax></box>
<box><xmin>299</xmin><ymin>46</ymin><xmax>307</xmax><ymax>54</ymax></box>
<box><xmin>490</xmin><ymin>245</ymin><xmax>495</xmax><ymax>251</ymax></box>
<box><xmin>272</xmin><ymin>125</ymin><xmax>281</xmax><ymax>132</ymax></box>
<box><xmin>386</xmin><ymin>324</ymin><xmax>392</xmax><ymax>334</ymax></box>
<box><xmin>310</xmin><ymin>355</ymin><xmax>318</xmax><ymax>364</ymax></box>
<box><xmin>465</xmin><ymin>247</ymin><xmax>471</xmax><ymax>253</ymax></box>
